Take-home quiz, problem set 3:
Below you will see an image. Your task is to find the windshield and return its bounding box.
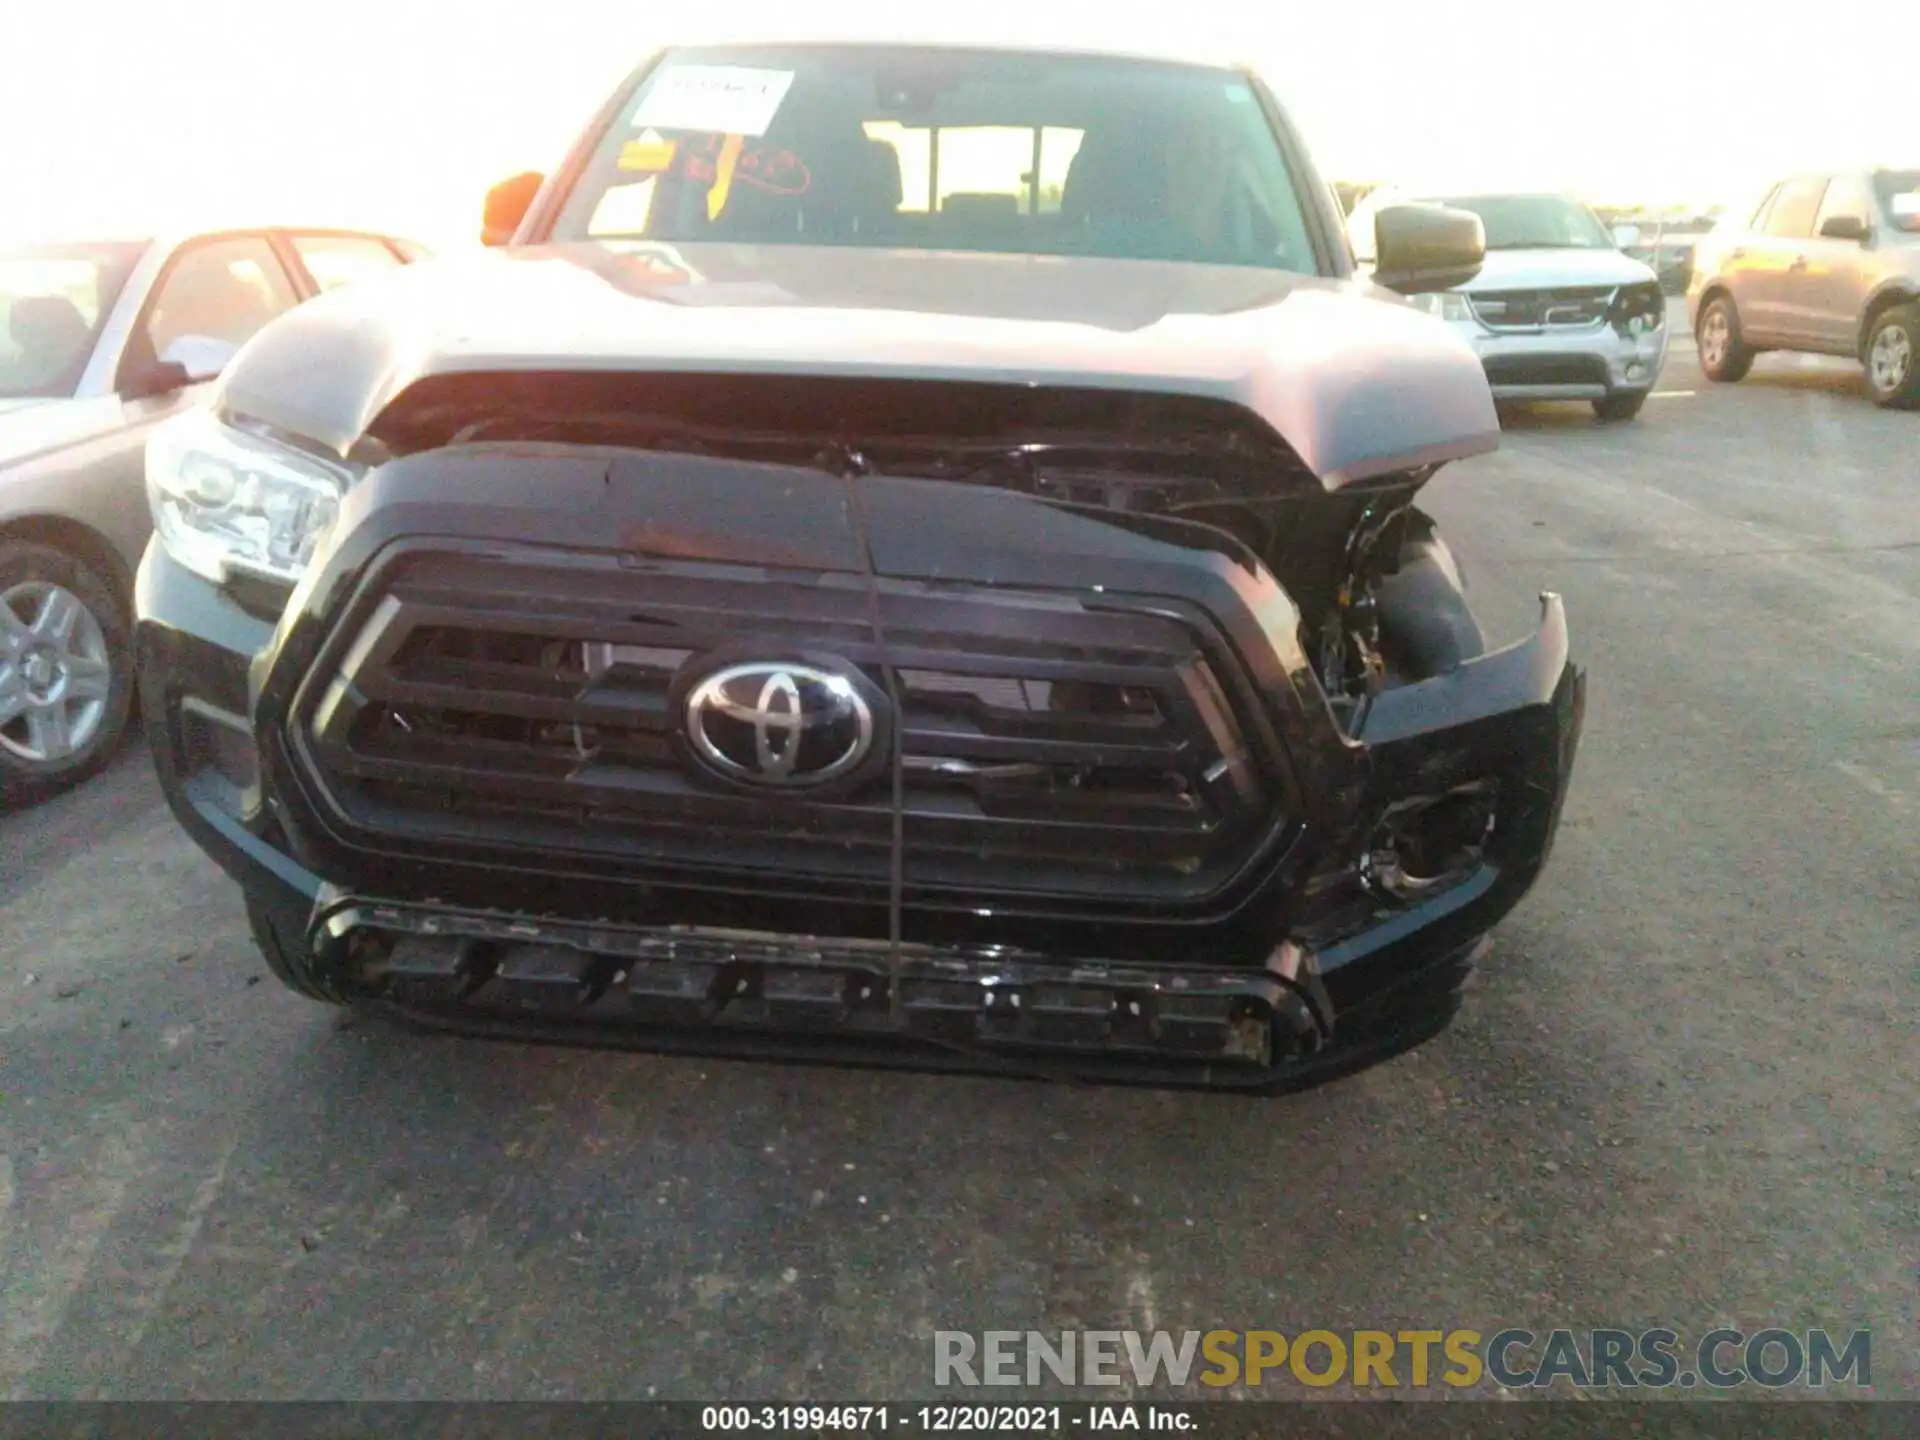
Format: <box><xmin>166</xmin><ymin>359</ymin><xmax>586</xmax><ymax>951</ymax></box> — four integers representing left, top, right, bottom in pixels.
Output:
<box><xmin>0</xmin><ymin>242</ymin><xmax>143</xmax><ymax>398</ymax></box>
<box><xmin>552</xmin><ymin>46</ymin><xmax>1321</xmax><ymax>273</ymax></box>
<box><xmin>1425</xmin><ymin>194</ymin><xmax>1615</xmax><ymax>251</ymax></box>
<box><xmin>1872</xmin><ymin>170</ymin><xmax>1920</xmax><ymax>233</ymax></box>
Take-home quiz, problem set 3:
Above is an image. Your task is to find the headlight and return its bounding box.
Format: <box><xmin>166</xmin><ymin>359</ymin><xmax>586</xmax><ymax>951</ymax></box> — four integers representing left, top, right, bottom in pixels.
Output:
<box><xmin>1411</xmin><ymin>291</ymin><xmax>1475</xmax><ymax>322</ymax></box>
<box><xmin>146</xmin><ymin>408</ymin><xmax>353</xmax><ymax>585</ymax></box>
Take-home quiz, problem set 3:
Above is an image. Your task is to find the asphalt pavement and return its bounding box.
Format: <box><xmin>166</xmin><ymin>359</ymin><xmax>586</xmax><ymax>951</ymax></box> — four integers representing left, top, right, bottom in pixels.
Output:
<box><xmin>1</xmin><ymin>335</ymin><xmax>1915</xmax><ymax>1406</ymax></box>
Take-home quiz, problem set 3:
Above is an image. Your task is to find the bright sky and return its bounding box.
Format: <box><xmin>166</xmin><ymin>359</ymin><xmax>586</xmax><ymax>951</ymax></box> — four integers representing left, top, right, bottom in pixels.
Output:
<box><xmin>2</xmin><ymin>0</ymin><xmax>1912</xmax><ymax>250</ymax></box>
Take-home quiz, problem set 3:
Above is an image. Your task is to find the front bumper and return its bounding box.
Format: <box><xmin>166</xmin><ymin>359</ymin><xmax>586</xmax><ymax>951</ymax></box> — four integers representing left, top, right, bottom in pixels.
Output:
<box><xmin>136</xmin><ymin>537</ymin><xmax>1585</xmax><ymax>1089</ymax></box>
<box><xmin>1448</xmin><ymin>318</ymin><xmax>1671</xmax><ymax>401</ymax></box>
<box><xmin>311</xmin><ymin>898</ymin><xmax>1357</xmax><ymax>1087</ymax></box>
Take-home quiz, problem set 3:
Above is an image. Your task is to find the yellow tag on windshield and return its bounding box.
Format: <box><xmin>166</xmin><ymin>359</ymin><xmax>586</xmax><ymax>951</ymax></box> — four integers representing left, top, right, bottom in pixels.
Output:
<box><xmin>707</xmin><ymin>134</ymin><xmax>745</xmax><ymax>220</ymax></box>
<box><xmin>618</xmin><ymin>131</ymin><xmax>678</xmax><ymax>173</ymax></box>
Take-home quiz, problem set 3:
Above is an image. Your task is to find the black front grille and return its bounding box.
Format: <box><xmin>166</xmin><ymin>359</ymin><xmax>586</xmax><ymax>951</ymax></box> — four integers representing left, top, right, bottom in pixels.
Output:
<box><xmin>293</xmin><ymin>550</ymin><xmax>1282</xmax><ymax>908</ymax></box>
<box><xmin>1469</xmin><ymin>286</ymin><xmax>1616</xmax><ymax>330</ymax></box>
<box><xmin>1482</xmin><ymin>354</ymin><xmax>1610</xmax><ymax>388</ymax></box>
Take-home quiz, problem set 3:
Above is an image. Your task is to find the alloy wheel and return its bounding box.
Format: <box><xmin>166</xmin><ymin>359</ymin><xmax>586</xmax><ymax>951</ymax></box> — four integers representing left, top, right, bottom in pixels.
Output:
<box><xmin>0</xmin><ymin>580</ymin><xmax>113</xmax><ymax>764</ymax></box>
<box><xmin>1699</xmin><ymin>309</ymin><xmax>1729</xmax><ymax>368</ymax></box>
<box><xmin>1869</xmin><ymin>322</ymin><xmax>1912</xmax><ymax>395</ymax></box>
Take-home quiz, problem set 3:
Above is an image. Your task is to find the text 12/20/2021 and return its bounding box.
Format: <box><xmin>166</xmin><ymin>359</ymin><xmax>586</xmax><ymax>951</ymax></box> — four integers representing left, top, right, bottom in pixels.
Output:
<box><xmin>701</xmin><ymin>1405</ymin><xmax>1194</xmax><ymax>1431</ymax></box>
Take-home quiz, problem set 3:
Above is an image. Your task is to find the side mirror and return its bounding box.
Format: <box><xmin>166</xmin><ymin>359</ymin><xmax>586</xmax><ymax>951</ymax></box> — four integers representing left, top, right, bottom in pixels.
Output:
<box><xmin>483</xmin><ymin>172</ymin><xmax>545</xmax><ymax>246</ymax></box>
<box><xmin>1819</xmin><ymin>214</ymin><xmax>1870</xmax><ymax>242</ymax></box>
<box><xmin>1372</xmin><ymin>204</ymin><xmax>1485</xmax><ymax>295</ymax></box>
<box><xmin>119</xmin><ymin>359</ymin><xmax>192</xmax><ymax>401</ymax></box>
<box><xmin>1611</xmin><ymin>224</ymin><xmax>1643</xmax><ymax>249</ymax></box>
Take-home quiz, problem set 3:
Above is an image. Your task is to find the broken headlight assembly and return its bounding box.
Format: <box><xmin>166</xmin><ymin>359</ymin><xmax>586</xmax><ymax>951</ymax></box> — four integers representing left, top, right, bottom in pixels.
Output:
<box><xmin>1609</xmin><ymin>281</ymin><xmax>1666</xmax><ymax>338</ymax></box>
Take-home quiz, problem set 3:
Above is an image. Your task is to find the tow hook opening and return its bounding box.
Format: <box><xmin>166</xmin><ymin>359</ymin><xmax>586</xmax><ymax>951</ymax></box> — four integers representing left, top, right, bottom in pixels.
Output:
<box><xmin>1361</xmin><ymin>780</ymin><xmax>1499</xmax><ymax>905</ymax></box>
<box><xmin>452</xmin><ymin>939</ymin><xmax>504</xmax><ymax>998</ymax></box>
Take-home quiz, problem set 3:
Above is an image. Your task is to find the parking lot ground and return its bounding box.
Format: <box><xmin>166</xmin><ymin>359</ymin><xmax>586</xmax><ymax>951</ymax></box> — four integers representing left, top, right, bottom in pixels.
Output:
<box><xmin>1</xmin><ymin>341</ymin><xmax>1915</xmax><ymax>1404</ymax></box>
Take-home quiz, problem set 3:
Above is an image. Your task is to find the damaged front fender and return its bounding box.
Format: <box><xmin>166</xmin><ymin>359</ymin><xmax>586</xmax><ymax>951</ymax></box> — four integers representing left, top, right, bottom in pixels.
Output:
<box><xmin>1301</xmin><ymin>593</ymin><xmax>1585</xmax><ymax>1022</ymax></box>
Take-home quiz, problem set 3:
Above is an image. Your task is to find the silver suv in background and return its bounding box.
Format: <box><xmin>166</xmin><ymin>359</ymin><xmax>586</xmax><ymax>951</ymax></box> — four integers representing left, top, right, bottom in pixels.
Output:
<box><xmin>1348</xmin><ymin>190</ymin><xmax>1669</xmax><ymax>422</ymax></box>
<box><xmin>1687</xmin><ymin>168</ymin><xmax>1920</xmax><ymax>408</ymax></box>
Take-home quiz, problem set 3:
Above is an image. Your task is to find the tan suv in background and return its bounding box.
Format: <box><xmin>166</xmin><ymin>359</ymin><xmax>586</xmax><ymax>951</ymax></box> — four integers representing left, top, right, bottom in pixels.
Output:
<box><xmin>1687</xmin><ymin>168</ymin><xmax>1920</xmax><ymax>408</ymax></box>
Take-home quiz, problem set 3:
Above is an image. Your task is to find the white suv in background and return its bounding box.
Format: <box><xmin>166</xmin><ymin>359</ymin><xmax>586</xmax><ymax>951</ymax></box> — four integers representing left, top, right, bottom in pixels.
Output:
<box><xmin>1349</xmin><ymin>190</ymin><xmax>1670</xmax><ymax>422</ymax></box>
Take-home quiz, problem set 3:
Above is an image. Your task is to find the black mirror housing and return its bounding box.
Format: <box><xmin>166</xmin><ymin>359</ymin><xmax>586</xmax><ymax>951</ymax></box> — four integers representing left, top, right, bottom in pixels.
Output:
<box><xmin>1819</xmin><ymin>215</ymin><xmax>1870</xmax><ymax>242</ymax></box>
<box><xmin>119</xmin><ymin>359</ymin><xmax>192</xmax><ymax>401</ymax></box>
<box><xmin>1372</xmin><ymin>204</ymin><xmax>1486</xmax><ymax>294</ymax></box>
<box><xmin>483</xmin><ymin>172</ymin><xmax>546</xmax><ymax>246</ymax></box>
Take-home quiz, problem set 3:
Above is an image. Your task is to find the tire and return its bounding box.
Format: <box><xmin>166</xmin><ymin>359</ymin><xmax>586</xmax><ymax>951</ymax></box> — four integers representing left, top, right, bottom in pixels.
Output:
<box><xmin>1695</xmin><ymin>295</ymin><xmax>1754</xmax><ymax>383</ymax></box>
<box><xmin>1375</xmin><ymin>516</ymin><xmax>1487</xmax><ymax>681</ymax></box>
<box><xmin>1863</xmin><ymin>302</ymin><xmax>1920</xmax><ymax>410</ymax></box>
<box><xmin>246</xmin><ymin>894</ymin><xmax>350</xmax><ymax>1004</ymax></box>
<box><xmin>1592</xmin><ymin>390</ymin><xmax>1648</xmax><ymax>423</ymax></box>
<box><xmin>0</xmin><ymin>540</ymin><xmax>134</xmax><ymax>807</ymax></box>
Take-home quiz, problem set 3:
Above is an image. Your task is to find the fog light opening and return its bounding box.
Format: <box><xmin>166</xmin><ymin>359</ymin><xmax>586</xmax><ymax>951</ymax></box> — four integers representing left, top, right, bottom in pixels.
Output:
<box><xmin>1361</xmin><ymin>782</ymin><xmax>1498</xmax><ymax>905</ymax></box>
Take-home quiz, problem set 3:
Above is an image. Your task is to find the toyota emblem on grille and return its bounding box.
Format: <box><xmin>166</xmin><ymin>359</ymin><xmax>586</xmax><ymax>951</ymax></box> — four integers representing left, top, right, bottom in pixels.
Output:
<box><xmin>683</xmin><ymin>660</ymin><xmax>878</xmax><ymax>787</ymax></box>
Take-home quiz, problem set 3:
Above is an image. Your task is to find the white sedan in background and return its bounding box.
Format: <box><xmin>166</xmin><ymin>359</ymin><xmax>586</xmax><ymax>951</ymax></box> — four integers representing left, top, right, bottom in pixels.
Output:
<box><xmin>0</xmin><ymin>225</ymin><xmax>427</xmax><ymax>803</ymax></box>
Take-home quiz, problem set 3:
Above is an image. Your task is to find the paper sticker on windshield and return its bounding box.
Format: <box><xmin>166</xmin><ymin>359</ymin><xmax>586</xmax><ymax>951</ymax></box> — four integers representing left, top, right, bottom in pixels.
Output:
<box><xmin>631</xmin><ymin>65</ymin><xmax>795</xmax><ymax>138</ymax></box>
<box><xmin>1892</xmin><ymin>192</ymin><xmax>1920</xmax><ymax>216</ymax></box>
<box><xmin>618</xmin><ymin>130</ymin><xmax>678</xmax><ymax>172</ymax></box>
<box><xmin>587</xmin><ymin>181</ymin><xmax>659</xmax><ymax>237</ymax></box>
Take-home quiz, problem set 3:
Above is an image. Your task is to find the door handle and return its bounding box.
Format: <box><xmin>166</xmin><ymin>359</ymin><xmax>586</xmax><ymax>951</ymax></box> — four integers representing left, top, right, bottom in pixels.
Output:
<box><xmin>1789</xmin><ymin>254</ymin><xmax>1810</xmax><ymax>270</ymax></box>
<box><xmin>1729</xmin><ymin>247</ymin><xmax>1746</xmax><ymax>260</ymax></box>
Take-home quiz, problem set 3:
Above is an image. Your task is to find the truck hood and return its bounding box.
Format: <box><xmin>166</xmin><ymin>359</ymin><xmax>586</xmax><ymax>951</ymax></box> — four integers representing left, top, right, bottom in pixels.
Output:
<box><xmin>1459</xmin><ymin>246</ymin><xmax>1658</xmax><ymax>292</ymax></box>
<box><xmin>218</xmin><ymin>241</ymin><xmax>1501</xmax><ymax>489</ymax></box>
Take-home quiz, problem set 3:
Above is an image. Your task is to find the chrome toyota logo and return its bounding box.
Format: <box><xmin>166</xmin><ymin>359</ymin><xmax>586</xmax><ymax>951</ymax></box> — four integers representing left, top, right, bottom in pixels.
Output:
<box><xmin>683</xmin><ymin>661</ymin><xmax>876</xmax><ymax>787</ymax></box>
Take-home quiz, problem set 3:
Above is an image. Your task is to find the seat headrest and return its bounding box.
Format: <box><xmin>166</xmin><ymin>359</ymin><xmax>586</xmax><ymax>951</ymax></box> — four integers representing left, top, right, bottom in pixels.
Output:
<box><xmin>10</xmin><ymin>295</ymin><xmax>89</xmax><ymax>350</ymax></box>
<box><xmin>1062</xmin><ymin>128</ymin><xmax>1179</xmax><ymax>227</ymax></box>
<box><xmin>861</xmin><ymin>137</ymin><xmax>903</xmax><ymax>211</ymax></box>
